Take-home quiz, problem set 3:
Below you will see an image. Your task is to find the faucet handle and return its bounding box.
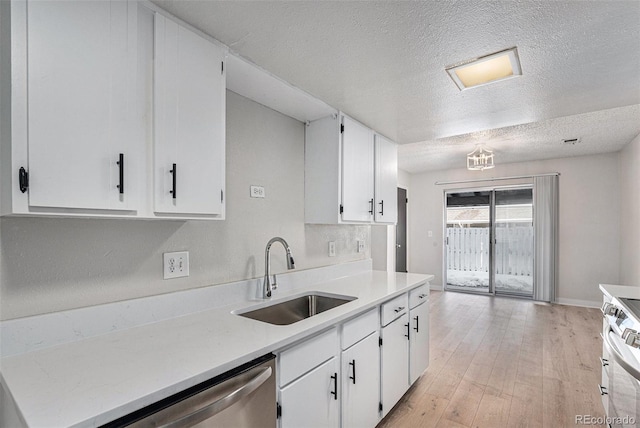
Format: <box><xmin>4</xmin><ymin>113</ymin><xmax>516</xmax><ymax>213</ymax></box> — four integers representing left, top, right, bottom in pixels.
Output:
<box><xmin>271</xmin><ymin>274</ymin><xmax>278</xmax><ymax>290</ymax></box>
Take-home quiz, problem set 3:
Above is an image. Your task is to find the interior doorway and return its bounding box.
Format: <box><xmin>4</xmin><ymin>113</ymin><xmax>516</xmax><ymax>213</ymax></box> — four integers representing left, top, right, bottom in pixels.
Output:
<box><xmin>444</xmin><ymin>186</ymin><xmax>534</xmax><ymax>297</ymax></box>
<box><xmin>396</xmin><ymin>187</ymin><xmax>407</xmax><ymax>273</ymax></box>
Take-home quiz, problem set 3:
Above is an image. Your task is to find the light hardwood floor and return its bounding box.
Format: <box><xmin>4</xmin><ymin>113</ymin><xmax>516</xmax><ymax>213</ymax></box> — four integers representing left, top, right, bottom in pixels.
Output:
<box><xmin>377</xmin><ymin>290</ymin><xmax>606</xmax><ymax>428</ymax></box>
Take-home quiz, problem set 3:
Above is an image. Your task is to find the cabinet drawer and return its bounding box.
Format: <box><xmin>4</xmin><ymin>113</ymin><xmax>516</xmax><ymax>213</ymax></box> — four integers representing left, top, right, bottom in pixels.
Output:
<box><xmin>279</xmin><ymin>328</ymin><xmax>338</xmax><ymax>387</ymax></box>
<box><xmin>409</xmin><ymin>285</ymin><xmax>429</xmax><ymax>309</ymax></box>
<box><xmin>381</xmin><ymin>294</ymin><xmax>408</xmax><ymax>327</ymax></box>
<box><xmin>341</xmin><ymin>308</ymin><xmax>378</xmax><ymax>350</ymax></box>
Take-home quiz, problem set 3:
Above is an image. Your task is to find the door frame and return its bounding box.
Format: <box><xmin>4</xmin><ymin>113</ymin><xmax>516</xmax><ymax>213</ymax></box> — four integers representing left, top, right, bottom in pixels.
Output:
<box><xmin>393</xmin><ymin>185</ymin><xmax>411</xmax><ymax>272</ymax></box>
<box><xmin>442</xmin><ymin>184</ymin><xmax>534</xmax><ymax>297</ymax></box>
<box><xmin>395</xmin><ymin>185</ymin><xmax>409</xmax><ymax>273</ymax></box>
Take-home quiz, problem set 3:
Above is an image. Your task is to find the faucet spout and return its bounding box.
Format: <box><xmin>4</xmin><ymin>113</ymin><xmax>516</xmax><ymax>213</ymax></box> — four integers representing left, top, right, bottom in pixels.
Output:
<box><xmin>264</xmin><ymin>237</ymin><xmax>295</xmax><ymax>298</ymax></box>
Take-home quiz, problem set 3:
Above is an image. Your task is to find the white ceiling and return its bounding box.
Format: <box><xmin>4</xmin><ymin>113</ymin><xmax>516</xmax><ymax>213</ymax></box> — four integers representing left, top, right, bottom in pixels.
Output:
<box><xmin>153</xmin><ymin>1</ymin><xmax>640</xmax><ymax>172</ymax></box>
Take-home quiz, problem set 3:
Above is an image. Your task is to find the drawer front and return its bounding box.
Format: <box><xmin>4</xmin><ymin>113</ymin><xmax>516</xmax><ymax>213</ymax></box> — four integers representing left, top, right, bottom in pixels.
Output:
<box><xmin>279</xmin><ymin>328</ymin><xmax>338</xmax><ymax>387</ymax></box>
<box><xmin>381</xmin><ymin>294</ymin><xmax>408</xmax><ymax>327</ymax></box>
<box><xmin>341</xmin><ymin>308</ymin><xmax>378</xmax><ymax>350</ymax></box>
<box><xmin>409</xmin><ymin>284</ymin><xmax>429</xmax><ymax>309</ymax></box>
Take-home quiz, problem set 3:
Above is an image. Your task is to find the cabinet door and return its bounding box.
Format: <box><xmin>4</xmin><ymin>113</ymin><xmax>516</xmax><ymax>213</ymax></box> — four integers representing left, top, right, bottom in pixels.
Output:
<box><xmin>26</xmin><ymin>0</ymin><xmax>141</xmax><ymax>211</ymax></box>
<box><xmin>409</xmin><ymin>302</ymin><xmax>430</xmax><ymax>384</ymax></box>
<box><xmin>154</xmin><ymin>15</ymin><xmax>225</xmax><ymax>216</ymax></box>
<box><xmin>280</xmin><ymin>357</ymin><xmax>339</xmax><ymax>428</ymax></box>
<box><xmin>374</xmin><ymin>134</ymin><xmax>398</xmax><ymax>224</ymax></box>
<box><xmin>342</xmin><ymin>332</ymin><xmax>380</xmax><ymax>428</ymax></box>
<box><xmin>381</xmin><ymin>313</ymin><xmax>410</xmax><ymax>416</ymax></box>
<box><xmin>341</xmin><ymin>116</ymin><xmax>374</xmax><ymax>222</ymax></box>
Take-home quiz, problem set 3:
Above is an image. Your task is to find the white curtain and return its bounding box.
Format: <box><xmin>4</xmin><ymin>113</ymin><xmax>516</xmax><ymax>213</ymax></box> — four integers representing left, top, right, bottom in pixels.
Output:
<box><xmin>533</xmin><ymin>175</ymin><xmax>559</xmax><ymax>302</ymax></box>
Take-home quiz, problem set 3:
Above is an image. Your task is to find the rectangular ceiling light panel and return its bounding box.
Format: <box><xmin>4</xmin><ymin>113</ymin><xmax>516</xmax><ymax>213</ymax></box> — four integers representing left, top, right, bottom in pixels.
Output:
<box><xmin>446</xmin><ymin>47</ymin><xmax>521</xmax><ymax>90</ymax></box>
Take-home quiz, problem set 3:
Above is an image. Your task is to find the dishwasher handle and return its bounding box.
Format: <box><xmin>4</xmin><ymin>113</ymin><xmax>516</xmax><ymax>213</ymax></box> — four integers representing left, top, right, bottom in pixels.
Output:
<box><xmin>160</xmin><ymin>366</ymin><xmax>272</xmax><ymax>428</ymax></box>
<box><xmin>602</xmin><ymin>328</ymin><xmax>640</xmax><ymax>381</ymax></box>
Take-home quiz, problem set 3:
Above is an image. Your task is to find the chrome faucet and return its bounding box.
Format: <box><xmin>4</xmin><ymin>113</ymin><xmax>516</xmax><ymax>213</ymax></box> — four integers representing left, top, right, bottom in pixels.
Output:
<box><xmin>263</xmin><ymin>237</ymin><xmax>295</xmax><ymax>298</ymax></box>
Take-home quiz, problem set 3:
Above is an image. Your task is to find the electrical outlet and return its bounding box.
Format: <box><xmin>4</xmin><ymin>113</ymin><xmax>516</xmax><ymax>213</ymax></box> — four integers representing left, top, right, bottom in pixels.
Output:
<box><xmin>163</xmin><ymin>251</ymin><xmax>189</xmax><ymax>279</ymax></box>
<box><xmin>328</xmin><ymin>241</ymin><xmax>336</xmax><ymax>257</ymax></box>
<box><xmin>357</xmin><ymin>240</ymin><xmax>365</xmax><ymax>253</ymax></box>
<box><xmin>428</xmin><ymin>230</ymin><xmax>433</xmax><ymax>238</ymax></box>
<box><xmin>250</xmin><ymin>185</ymin><xmax>265</xmax><ymax>198</ymax></box>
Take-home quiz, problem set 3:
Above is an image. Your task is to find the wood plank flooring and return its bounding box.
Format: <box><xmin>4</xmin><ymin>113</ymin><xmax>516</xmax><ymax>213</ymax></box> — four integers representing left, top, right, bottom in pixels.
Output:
<box><xmin>377</xmin><ymin>291</ymin><xmax>605</xmax><ymax>428</ymax></box>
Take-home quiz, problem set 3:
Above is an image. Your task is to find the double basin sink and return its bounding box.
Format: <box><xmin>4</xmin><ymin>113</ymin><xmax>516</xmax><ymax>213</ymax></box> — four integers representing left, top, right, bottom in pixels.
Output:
<box><xmin>234</xmin><ymin>292</ymin><xmax>356</xmax><ymax>325</ymax></box>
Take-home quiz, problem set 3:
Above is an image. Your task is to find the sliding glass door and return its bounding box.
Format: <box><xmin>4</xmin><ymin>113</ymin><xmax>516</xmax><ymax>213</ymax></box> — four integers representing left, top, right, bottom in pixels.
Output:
<box><xmin>445</xmin><ymin>186</ymin><xmax>534</xmax><ymax>298</ymax></box>
<box><xmin>445</xmin><ymin>191</ymin><xmax>492</xmax><ymax>293</ymax></box>
<box><xmin>493</xmin><ymin>188</ymin><xmax>533</xmax><ymax>296</ymax></box>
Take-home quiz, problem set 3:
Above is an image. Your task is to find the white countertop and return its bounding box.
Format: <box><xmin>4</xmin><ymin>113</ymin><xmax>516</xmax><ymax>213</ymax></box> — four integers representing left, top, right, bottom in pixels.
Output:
<box><xmin>1</xmin><ymin>270</ymin><xmax>431</xmax><ymax>427</ymax></box>
<box><xmin>600</xmin><ymin>283</ymin><xmax>640</xmax><ymax>300</ymax></box>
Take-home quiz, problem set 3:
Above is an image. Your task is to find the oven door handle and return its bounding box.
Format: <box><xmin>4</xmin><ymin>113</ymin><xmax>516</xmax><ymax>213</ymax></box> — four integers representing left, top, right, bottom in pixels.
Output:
<box><xmin>602</xmin><ymin>328</ymin><xmax>640</xmax><ymax>381</ymax></box>
<box><xmin>159</xmin><ymin>366</ymin><xmax>272</xmax><ymax>428</ymax></box>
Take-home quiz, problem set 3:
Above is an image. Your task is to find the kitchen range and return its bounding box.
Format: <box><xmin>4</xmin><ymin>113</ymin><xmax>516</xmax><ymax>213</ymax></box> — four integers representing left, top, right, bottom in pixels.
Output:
<box><xmin>599</xmin><ymin>284</ymin><xmax>640</xmax><ymax>428</ymax></box>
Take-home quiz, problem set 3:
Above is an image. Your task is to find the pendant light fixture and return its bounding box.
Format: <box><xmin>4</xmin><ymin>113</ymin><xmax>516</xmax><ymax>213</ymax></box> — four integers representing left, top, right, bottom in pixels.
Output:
<box><xmin>467</xmin><ymin>146</ymin><xmax>495</xmax><ymax>170</ymax></box>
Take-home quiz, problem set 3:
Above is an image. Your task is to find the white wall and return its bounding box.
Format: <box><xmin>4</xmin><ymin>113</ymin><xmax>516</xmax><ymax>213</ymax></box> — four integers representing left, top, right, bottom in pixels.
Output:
<box><xmin>0</xmin><ymin>91</ymin><xmax>370</xmax><ymax>320</ymax></box>
<box><xmin>408</xmin><ymin>153</ymin><xmax>621</xmax><ymax>306</ymax></box>
<box><xmin>619</xmin><ymin>133</ymin><xmax>640</xmax><ymax>286</ymax></box>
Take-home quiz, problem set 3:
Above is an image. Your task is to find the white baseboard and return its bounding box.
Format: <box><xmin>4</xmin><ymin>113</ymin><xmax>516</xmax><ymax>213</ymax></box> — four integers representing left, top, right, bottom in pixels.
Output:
<box><xmin>429</xmin><ymin>284</ymin><xmax>444</xmax><ymax>291</ymax></box>
<box><xmin>554</xmin><ymin>298</ymin><xmax>601</xmax><ymax>309</ymax></box>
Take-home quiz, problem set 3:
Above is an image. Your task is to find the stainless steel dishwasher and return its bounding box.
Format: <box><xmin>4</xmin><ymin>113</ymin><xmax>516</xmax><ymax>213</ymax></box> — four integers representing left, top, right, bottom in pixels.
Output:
<box><xmin>102</xmin><ymin>354</ymin><xmax>276</xmax><ymax>428</ymax></box>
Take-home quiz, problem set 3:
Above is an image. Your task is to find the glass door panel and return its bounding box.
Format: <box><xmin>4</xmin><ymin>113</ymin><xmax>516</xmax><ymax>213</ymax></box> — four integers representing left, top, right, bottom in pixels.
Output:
<box><xmin>445</xmin><ymin>191</ymin><xmax>491</xmax><ymax>293</ymax></box>
<box><xmin>494</xmin><ymin>188</ymin><xmax>534</xmax><ymax>297</ymax></box>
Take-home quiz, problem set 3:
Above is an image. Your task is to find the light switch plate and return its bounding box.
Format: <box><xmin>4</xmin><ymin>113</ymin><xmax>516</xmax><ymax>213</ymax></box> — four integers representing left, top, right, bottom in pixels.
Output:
<box><xmin>250</xmin><ymin>185</ymin><xmax>265</xmax><ymax>198</ymax></box>
<box><xmin>163</xmin><ymin>251</ymin><xmax>189</xmax><ymax>279</ymax></box>
<box><xmin>357</xmin><ymin>240</ymin><xmax>365</xmax><ymax>253</ymax></box>
<box><xmin>328</xmin><ymin>241</ymin><xmax>336</xmax><ymax>257</ymax></box>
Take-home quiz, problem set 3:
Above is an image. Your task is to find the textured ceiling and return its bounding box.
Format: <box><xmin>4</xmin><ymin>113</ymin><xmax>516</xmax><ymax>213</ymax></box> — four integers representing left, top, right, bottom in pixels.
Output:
<box><xmin>152</xmin><ymin>0</ymin><xmax>640</xmax><ymax>172</ymax></box>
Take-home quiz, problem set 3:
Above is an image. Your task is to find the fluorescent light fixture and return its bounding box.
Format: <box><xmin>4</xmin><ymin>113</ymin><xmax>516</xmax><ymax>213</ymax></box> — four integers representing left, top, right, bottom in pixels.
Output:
<box><xmin>446</xmin><ymin>47</ymin><xmax>522</xmax><ymax>90</ymax></box>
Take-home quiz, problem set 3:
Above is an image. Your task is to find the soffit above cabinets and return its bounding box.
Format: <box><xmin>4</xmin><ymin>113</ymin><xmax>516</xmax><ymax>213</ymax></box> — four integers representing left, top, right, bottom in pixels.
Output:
<box><xmin>226</xmin><ymin>54</ymin><xmax>336</xmax><ymax>123</ymax></box>
<box><xmin>150</xmin><ymin>1</ymin><xmax>640</xmax><ymax>172</ymax></box>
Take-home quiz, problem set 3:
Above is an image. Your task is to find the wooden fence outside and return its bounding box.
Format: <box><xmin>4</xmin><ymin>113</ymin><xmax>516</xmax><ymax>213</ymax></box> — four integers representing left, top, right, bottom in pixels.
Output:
<box><xmin>446</xmin><ymin>226</ymin><xmax>533</xmax><ymax>277</ymax></box>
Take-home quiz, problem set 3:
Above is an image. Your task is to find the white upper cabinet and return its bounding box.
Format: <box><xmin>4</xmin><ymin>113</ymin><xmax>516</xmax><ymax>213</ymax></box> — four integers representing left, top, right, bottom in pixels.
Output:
<box><xmin>341</xmin><ymin>116</ymin><xmax>375</xmax><ymax>222</ymax></box>
<box><xmin>153</xmin><ymin>14</ymin><xmax>226</xmax><ymax>218</ymax></box>
<box><xmin>305</xmin><ymin>113</ymin><xmax>396</xmax><ymax>224</ymax></box>
<box><xmin>374</xmin><ymin>134</ymin><xmax>398</xmax><ymax>224</ymax></box>
<box><xmin>1</xmin><ymin>1</ymin><xmax>227</xmax><ymax>219</ymax></box>
<box><xmin>4</xmin><ymin>0</ymin><xmax>143</xmax><ymax>214</ymax></box>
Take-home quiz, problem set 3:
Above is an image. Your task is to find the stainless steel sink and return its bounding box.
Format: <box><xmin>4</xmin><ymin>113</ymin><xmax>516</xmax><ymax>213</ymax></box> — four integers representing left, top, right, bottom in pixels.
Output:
<box><xmin>235</xmin><ymin>293</ymin><xmax>357</xmax><ymax>325</ymax></box>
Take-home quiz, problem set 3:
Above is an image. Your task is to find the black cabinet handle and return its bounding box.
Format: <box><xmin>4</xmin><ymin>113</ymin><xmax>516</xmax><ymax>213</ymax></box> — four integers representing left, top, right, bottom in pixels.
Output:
<box><xmin>117</xmin><ymin>153</ymin><xmax>124</xmax><ymax>194</ymax></box>
<box><xmin>349</xmin><ymin>360</ymin><xmax>356</xmax><ymax>384</ymax></box>
<box><xmin>368</xmin><ymin>198</ymin><xmax>374</xmax><ymax>215</ymax></box>
<box><xmin>394</xmin><ymin>306</ymin><xmax>405</xmax><ymax>313</ymax></box>
<box><xmin>405</xmin><ymin>322</ymin><xmax>410</xmax><ymax>339</ymax></box>
<box><xmin>18</xmin><ymin>167</ymin><xmax>29</xmax><ymax>193</ymax></box>
<box><xmin>414</xmin><ymin>315</ymin><xmax>419</xmax><ymax>332</ymax></box>
<box><xmin>378</xmin><ymin>200</ymin><xmax>384</xmax><ymax>215</ymax></box>
<box><xmin>330</xmin><ymin>373</ymin><xmax>338</xmax><ymax>400</ymax></box>
<box><xmin>170</xmin><ymin>163</ymin><xmax>177</xmax><ymax>199</ymax></box>
<box><xmin>598</xmin><ymin>384</ymin><xmax>608</xmax><ymax>396</ymax></box>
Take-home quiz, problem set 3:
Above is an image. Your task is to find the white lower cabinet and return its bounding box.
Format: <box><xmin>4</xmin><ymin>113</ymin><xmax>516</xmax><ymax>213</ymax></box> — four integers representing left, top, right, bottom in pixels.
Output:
<box><xmin>278</xmin><ymin>328</ymin><xmax>339</xmax><ymax>428</ymax></box>
<box><xmin>280</xmin><ymin>356</ymin><xmax>340</xmax><ymax>428</ymax></box>
<box><xmin>341</xmin><ymin>308</ymin><xmax>380</xmax><ymax>428</ymax></box>
<box><xmin>409</xmin><ymin>300</ymin><xmax>430</xmax><ymax>384</ymax></box>
<box><xmin>380</xmin><ymin>312</ymin><xmax>410</xmax><ymax>417</ymax></box>
<box><xmin>278</xmin><ymin>285</ymin><xmax>429</xmax><ymax>427</ymax></box>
